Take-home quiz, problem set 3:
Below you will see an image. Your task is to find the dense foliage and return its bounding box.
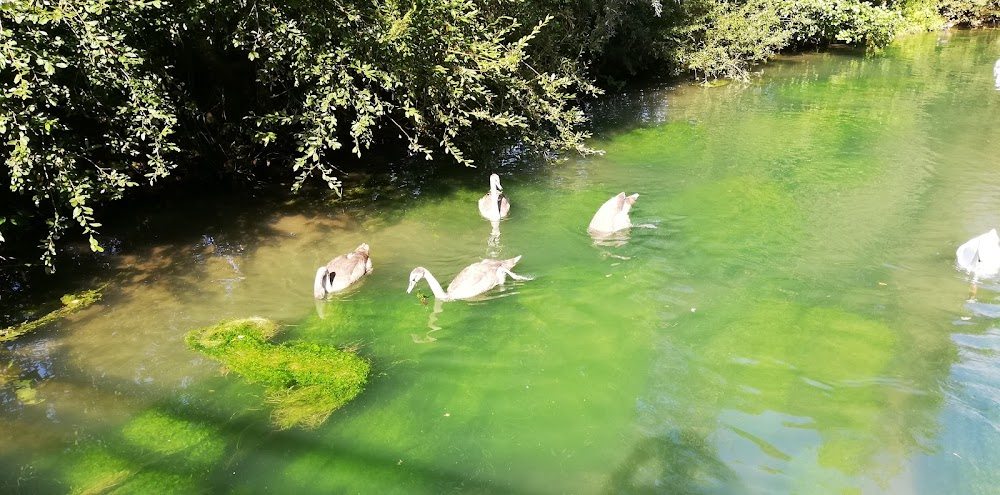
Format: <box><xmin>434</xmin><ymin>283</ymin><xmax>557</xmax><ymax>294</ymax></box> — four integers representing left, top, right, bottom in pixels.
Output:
<box><xmin>1</xmin><ymin>1</ymin><xmax>180</xmax><ymax>267</ymax></box>
<box><xmin>939</xmin><ymin>0</ymin><xmax>1000</xmax><ymax>26</ymax></box>
<box><xmin>1</xmin><ymin>0</ymin><xmax>599</xmax><ymax>270</ymax></box>
<box><xmin>0</xmin><ymin>0</ymin><xmax>991</xmax><ymax>271</ymax></box>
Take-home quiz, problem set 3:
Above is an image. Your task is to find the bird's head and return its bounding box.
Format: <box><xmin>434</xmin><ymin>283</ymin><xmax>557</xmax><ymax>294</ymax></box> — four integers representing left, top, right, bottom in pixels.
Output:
<box><xmin>407</xmin><ymin>267</ymin><xmax>427</xmax><ymax>293</ymax></box>
<box><xmin>313</xmin><ymin>266</ymin><xmax>330</xmax><ymax>299</ymax></box>
<box><xmin>490</xmin><ymin>173</ymin><xmax>503</xmax><ymax>191</ymax></box>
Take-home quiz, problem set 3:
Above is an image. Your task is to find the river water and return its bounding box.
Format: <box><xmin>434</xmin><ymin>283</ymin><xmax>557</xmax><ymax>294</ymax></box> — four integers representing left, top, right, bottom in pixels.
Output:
<box><xmin>2</xmin><ymin>29</ymin><xmax>1000</xmax><ymax>494</ymax></box>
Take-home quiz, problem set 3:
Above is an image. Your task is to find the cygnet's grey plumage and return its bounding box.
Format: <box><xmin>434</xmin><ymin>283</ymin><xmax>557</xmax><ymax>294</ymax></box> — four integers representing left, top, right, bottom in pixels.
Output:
<box><xmin>994</xmin><ymin>58</ymin><xmax>1000</xmax><ymax>90</ymax></box>
<box><xmin>478</xmin><ymin>174</ymin><xmax>510</xmax><ymax>222</ymax></box>
<box><xmin>407</xmin><ymin>256</ymin><xmax>529</xmax><ymax>301</ymax></box>
<box><xmin>313</xmin><ymin>243</ymin><xmax>373</xmax><ymax>299</ymax></box>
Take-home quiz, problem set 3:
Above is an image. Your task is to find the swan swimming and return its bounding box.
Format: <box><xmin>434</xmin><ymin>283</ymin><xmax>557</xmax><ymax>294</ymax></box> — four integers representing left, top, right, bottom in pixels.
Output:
<box><xmin>313</xmin><ymin>243</ymin><xmax>373</xmax><ymax>299</ymax></box>
<box><xmin>478</xmin><ymin>174</ymin><xmax>510</xmax><ymax>222</ymax></box>
<box><xmin>588</xmin><ymin>192</ymin><xmax>639</xmax><ymax>235</ymax></box>
<box><xmin>407</xmin><ymin>256</ymin><xmax>530</xmax><ymax>301</ymax></box>
<box><xmin>994</xmin><ymin>58</ymin><xmax>1000</xmax><ymax>90</ymax></box>
<box><xmin>956</xmin><ymin>229</ymin><xmax>1000</xmax><ymax>279</ymax></box>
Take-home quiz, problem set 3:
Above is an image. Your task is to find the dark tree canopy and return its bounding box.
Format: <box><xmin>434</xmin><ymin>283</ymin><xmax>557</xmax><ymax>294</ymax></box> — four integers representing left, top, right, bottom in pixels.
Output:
<box><xmin>0</xmin><ymin>0</ymin><xmax>988</xmax><ymax>271</ymax></box>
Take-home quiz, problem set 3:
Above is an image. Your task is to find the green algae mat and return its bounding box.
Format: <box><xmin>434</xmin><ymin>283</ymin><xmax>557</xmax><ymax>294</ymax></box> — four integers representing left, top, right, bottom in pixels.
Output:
<box><xmin>185</xmin><ymin>317</ymin><xmax>370</xmax><ymax>429</ymax></box>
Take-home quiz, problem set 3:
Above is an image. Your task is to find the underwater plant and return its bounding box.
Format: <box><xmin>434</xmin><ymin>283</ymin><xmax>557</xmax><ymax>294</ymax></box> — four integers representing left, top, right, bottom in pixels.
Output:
<box><xmin>186</xmin><ymin>317</ymin><xmax>370</xmax><ymax>429</ymax></box>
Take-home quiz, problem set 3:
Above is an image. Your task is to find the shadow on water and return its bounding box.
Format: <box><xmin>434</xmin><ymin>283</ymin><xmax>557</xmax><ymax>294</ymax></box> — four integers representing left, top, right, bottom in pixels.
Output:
<box><xmin>0</xmin><ymin>128</ymin><xmax>626</xmax><ymax>492</ymax></box>
<box><xmin>0</xmin><ymin>147</ymin><xmax>558</xmax><ymax>328</ymax></box>
<box><xmin>603</xmin><ymin>429</ymin><xmax>739</xmax><ymax>494</ymax></box>
<box><xmin>0</xmin><ymin>335</ymin><xmax>526</xmax><ymax>494</ymax></box>
<box><xmin>580</xmin><ymin>46</ymin><xmax>869</xmax><ymax>142</ymax></box>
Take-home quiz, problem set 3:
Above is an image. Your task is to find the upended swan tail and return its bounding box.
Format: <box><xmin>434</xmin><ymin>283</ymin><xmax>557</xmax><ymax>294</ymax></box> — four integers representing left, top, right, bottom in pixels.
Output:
<box><xmin>499</xmin><ymin>267</ymin><xmax>533</xmax><ymax>281</ymax></box>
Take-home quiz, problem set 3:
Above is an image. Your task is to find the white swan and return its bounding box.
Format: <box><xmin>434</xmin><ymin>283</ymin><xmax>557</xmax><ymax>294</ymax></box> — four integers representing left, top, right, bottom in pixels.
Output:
<box><xmin>588</xmin><ymin>192</ymin><xmax>639</xmax><ymax>235</ymax></box>
<box><xmin>407</xmin><ymin>255</ymin><xmax>530</xmax><ymax>301</ymax></box>
<box><xmin>957</xmin><ymin>229</ymin><xmax>1000</xmax><ymax>279</ymax></box>
<box><xmin>994</xmin><ymin>58</ymin><xmax>1000</xmax><ymax>90</ymax></box>
<box><xmin>478</xmin><ymin>174</ymin><xmax>510</xmax><ymax>222</ymax></box>
<box><xmin>313</xmin><ymin>243</ymin><xmax>373</xmax><ymax>299</ymax></box>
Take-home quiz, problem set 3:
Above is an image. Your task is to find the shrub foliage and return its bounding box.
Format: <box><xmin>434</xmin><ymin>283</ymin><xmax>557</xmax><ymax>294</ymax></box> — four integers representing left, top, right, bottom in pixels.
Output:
<box><xmin>0</xmin><ymin>0</ymin><xmax>986</xmax><ymax>270</ymax></box>
<box><xmin>1</xmin><ymin>0</ymin><xmax>599</xmax><ymax>270</ymax></box>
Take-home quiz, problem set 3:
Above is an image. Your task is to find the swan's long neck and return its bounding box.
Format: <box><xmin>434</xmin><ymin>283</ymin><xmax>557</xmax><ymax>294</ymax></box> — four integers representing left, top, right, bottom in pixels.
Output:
<box><xmin>490</xmin><ymin>189</ymin><xmax>502</xmax><ymax>211</ymax></box>
<box><xmin>422</xmin><ymin>270</ymin><xmax>452</xmax><ymax>301</ymax></box>
<box><xmin>314</xmin><ymin>269</ymin><xmax>327</xmax><ymax>298</ymax></box>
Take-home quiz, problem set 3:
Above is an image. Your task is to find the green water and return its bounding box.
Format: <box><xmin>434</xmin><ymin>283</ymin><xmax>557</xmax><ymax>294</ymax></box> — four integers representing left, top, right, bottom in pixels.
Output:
<box><xmin>3</xmin><ymin>30</ymin><xmax>1000</xmax><ymax>494</ymax></box>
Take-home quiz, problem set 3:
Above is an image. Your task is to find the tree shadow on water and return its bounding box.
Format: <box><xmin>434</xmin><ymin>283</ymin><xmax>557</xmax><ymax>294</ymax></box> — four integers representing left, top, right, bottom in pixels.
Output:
<box><xmin>0</xmin><ymin>359</ymin><xmax>521</xmax><ymax>495</ymax></box>
<box><xmin>1</xmin><ymin>147</ymin><xmax>559</xmax><ymax>325</ymax></box>
<box><xmin>604</xmin><ymin>428</ymin><xmax>740</xmax><ymax>495</ymax></box>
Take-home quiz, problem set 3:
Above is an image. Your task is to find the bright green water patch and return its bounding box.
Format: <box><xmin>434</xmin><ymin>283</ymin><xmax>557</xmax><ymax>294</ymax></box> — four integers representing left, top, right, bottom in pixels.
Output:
<box><xmin>61</xmin><ymin>409</ymin><xmax>226</xmax><ymax>494</ymax></box>
<box><xmin>601</xmin><ymin>120</ymin><xmax>709</xmax><ymax>170</ymax></box>
<box><xmin>185</xmin><ymin>317</ymin><xmax>370</xmax><ymax>429</ymax></box>
<box><xmin>706</xmin><ymin>299</ymin><xmax>898</xmax><ymax>472</ymax></box>
<box><xmin>63</xmin><ymin>445</ymin><xmax>133</xmax><ymax>495</ymax></box>
<box><xmin>663</xmin><ymin>175</ymin><xmax>803</xmax><ymax>281</ymax></box>
<box><xmin>121</xmin><ymin>410</ymin><xmax>226</xmax><ymax>466</ymax></box>
<box><xmin>63</xmin><ymin>445</ymin><xmax>200</xmax><ymax>495</ymax></box>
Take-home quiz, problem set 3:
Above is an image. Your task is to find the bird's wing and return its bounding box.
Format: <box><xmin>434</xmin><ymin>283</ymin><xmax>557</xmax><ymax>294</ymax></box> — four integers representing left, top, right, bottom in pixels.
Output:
<box><xmin>498</xmin><ymin>194</ymin><xmax>510</xmax><ymax>218</ymax></box>
<box><xmin>326</xmin><ymin>253</ymin><xmax>364</xmax><ymax>290</ymax></box>
<box><xmin>446</xmin><ymin>261</ymin><xmax>499</xmax><ymax>299</ymax></box>
<box><xmin>478</xmin><ymin>194</ymin><xmax>494</xmax><ymax>218</ymax></box>
<box><xmin>348</xmin><ymin>252</ymin><xmax>371</xmax><ymax>282</ymax></box>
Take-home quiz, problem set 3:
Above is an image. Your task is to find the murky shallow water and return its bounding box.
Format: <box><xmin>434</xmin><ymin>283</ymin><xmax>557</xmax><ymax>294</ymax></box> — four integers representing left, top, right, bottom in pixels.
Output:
<box><xmin>3</xmin><ymin>29</ymin><xmax>1000</xmax><ymax>494</ymax></box>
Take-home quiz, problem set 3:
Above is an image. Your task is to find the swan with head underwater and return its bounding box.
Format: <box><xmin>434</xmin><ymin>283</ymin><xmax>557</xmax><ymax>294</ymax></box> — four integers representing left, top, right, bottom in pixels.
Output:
<box><xmin>313</xmin><ymin>243</ymin><xmax>373</xmax><ymax>299</ymax></box>
<box><xmin>994</xmin><ymin>58</ymin><xmax>1000</xmax><ymax>90</ymax></box>
<box><xmin>478</xmin><ymin>174</ymin><xmax>510</xmax><ymax>222</ymax></box>
<box><xmin>588</xmin><ymin>192</ymin><xmax>640</xmax><ymax>235</ymax></box>
<box><xmin>956</xmin><ymin>229</ymin><xmax>1000</xmax><ymax>300</ymax></box>
<box><xmin>957</xmin><ymin>229</ymin><xmax>1000</xmax><ymax>277</ymax></box>
<box><xmin>407</xmin><ymin>256</ymin><xmax>531</xmax><ymax>301</ymax></box>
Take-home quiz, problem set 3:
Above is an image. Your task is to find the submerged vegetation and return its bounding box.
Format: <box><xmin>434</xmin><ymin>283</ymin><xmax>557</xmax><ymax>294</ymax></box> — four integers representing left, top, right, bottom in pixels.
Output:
<box><xmin>185</xmin><ymin>317</ymin><xmax>370</xmax><ymax>429</ymax></box>
<box><xmin>0</xmin><ymin>0</ymin><xmax>995</xmax><ymax>273</ymax></box>
<box><xmin>61</xmin><ymin>409</ymin><xmax>227</xmax><ymax>494</ymax></box>
<box><xmin>0</xmin><ymin>287</ymin><xmax>103</xmax><ymax>342</ymax></box>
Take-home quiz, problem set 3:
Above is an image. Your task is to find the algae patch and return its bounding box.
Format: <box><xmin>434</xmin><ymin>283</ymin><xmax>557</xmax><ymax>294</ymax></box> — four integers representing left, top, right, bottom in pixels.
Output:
<box><xmin>62</xmin><ymin>409</ymin><xmax>225</xmax><ymax>494</ymax></box>
<box><xmin>1</xmin><ymin>287</ymin><xmax>104</xmax><ymax>342</ymax></box>
<box><xmin>185</xmin><ymin>317</ymin><xmax>370</xmax><ymax>429</ymax></box>
<box><xmin>121</xmin><ymin>410</ymin><xmax>225</xmax><ymax>466</ymax></box>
